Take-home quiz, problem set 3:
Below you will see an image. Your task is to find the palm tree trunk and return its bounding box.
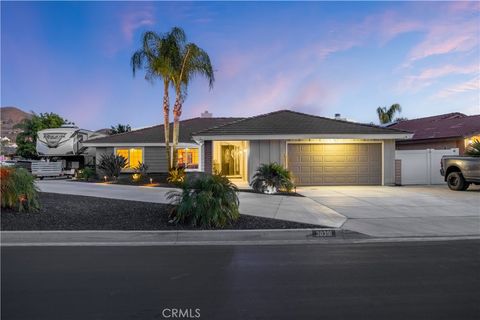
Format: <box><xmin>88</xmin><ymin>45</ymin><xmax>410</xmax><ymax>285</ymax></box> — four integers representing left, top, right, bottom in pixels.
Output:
<box><xmin>163</xmin><ymin>81</ymin><xmax>172</xmax><ymax>170</ymax></box>
<box><xmin>172</xmin><ymin>95</ymin><xmax>182</xmax><ymax>167</ymax></box>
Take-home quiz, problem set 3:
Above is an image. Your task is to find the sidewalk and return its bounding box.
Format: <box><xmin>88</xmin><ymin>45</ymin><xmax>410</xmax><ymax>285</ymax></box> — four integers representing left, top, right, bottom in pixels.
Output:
<box><xmin>36</xmin><ymin>180</ymin><xmax>346</xmax><ymax>228</ymax></box>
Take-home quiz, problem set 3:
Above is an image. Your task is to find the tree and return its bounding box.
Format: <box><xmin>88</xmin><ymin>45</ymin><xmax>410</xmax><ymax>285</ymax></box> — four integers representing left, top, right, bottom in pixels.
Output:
<box><xmin>110</xmin><ymin>124</ymin><xmax>131</xmax><ymax>135</ymax></box>
<box><xmin>170</xmin><ymin>30</ymin><xmax>214</xmax><ymax>166</ymax></box>
<box><xmin>15</xmin><ymin>112</ymin><xmax>71</xmax><ymax>159</ymax></box>
<box><xmin>131</xmin><ymin>28</ymin><xmax>185</xmax><ymax>170</ymax></box>
<box><xmin>465</xmin><ymin>139</ymin><xmax>480</xmax><ymax>157</ymax></box>
<box><xmin>377</xmin><ymin>104</ymin><xmax>402</xmax><ymax>124</ymax></box>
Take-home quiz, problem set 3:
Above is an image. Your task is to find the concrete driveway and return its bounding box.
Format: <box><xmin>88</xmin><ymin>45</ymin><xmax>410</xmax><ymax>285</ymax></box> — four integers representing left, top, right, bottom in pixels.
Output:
<box><xmin>298</xmin><ymin>185</ymin><xmax>480</xmax><ymax>237</ymax></box>
<box><xmin>36</xmin><ymin>180</ymin><xmax>345</xmax><ymax>228</ymax></box>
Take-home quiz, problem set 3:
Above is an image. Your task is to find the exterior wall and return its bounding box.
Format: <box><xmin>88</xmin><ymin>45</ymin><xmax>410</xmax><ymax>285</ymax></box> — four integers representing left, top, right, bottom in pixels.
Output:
<box><xmin>203</xmin><ymin>141</ymin><xmax>212</xmax><ymax>174</ymax></box>
<box><xmin>383</xmin><ymin>139</ymin><xmax>396</xmax><ymax>185</ymax></box>
<box><xmin>144</xmin><ymin>147</ymin><xmax>168</xmax><ymax>172</ymax></box>
<box><xmin>248</xmin><ymin>140</ymin><xmax>286</xmax><ymax>182</ymax></box>
<box><xmin>396</xmin><ymin>138</ymin><xmax>465</xmax><ymax>155</ymax></box>
<box><xmin>95</xmin><ymin>147</ymin><xmax>114</xmax><ymax>165</ymax></box>
<box><xmin>94</xmin><ymin>146</ymin><xmax>168</xmax><ymax>173</ymax></box>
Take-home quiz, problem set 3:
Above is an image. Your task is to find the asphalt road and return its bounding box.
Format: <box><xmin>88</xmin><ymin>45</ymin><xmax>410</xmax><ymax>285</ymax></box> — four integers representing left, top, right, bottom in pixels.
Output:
<box><xmin>2</xmin><ymin>240</ymin><xmax>480</xmax><ymax>320</ymax></box>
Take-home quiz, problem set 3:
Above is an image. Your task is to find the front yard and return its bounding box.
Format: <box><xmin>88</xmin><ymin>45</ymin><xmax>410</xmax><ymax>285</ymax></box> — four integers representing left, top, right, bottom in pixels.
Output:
<box><xmin>1</xmin><ymin>192</ymin><xmax>321</xmax><ymax>231</ymax></box>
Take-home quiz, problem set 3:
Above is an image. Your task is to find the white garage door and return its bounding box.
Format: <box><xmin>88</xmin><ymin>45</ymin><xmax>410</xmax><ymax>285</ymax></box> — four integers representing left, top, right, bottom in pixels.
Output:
<box><xmin>287</xmin><ymin>143</ymin><xmax>382</xmax><ymax>186</ymax></box>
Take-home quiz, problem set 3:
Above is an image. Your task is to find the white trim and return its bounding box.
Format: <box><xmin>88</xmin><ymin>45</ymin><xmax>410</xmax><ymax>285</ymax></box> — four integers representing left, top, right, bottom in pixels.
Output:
<box><xmin>285</xmin><ymin>140</ymin><xmax>385</xmax><ymax>185</ymax></box>
<box><xmin>113</xmin><ymin>147</ymin><xmax>145</xmax><ymax>173</ymax></box>
<box><xmin>84</xmin><ymin>142</ymin><xmax>200</xmax><ymax>148</ymax></box>
<box><xmin>193</xmin><ymin>133</ymin><xmax>413</xmax><ymax>141</ymax></box>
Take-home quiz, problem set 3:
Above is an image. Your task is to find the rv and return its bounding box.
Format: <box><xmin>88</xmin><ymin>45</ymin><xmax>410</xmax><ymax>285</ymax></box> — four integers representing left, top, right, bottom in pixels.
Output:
<box><xmin>36</xmin><ymin>125</ymin><xmax>106</xmax><ymax>175</ymax></box>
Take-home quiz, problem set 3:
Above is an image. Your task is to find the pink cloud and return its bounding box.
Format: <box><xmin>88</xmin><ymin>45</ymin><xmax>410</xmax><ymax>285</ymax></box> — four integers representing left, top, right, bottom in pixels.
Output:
<box><xmin>433</xmin><ymin>76</ymin><xmax>480</xmax><ymax>99</ymax></box>
<box><xmin>398</xmin><ymin>64</ymin><xmax>479</xmax><ymax>92</ymax></box>
<box><xmin>121</xmin><ymin>8</ymin><xmax>155</xmax><ymax>42</ymax></box>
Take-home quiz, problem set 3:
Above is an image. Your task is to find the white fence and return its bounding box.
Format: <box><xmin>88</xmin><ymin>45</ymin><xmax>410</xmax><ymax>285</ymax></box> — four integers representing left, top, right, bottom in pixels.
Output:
<box><xmin>395</xmin><ymin>148</ymin><xmax>459</xmax><ymax>185</ymax></box>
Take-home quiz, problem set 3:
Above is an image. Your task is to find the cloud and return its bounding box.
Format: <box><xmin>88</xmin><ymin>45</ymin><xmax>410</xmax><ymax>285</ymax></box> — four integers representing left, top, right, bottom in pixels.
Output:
<box><xmin>398</xmin><ymin>64</ymin><xmax>479</xmax><ymax>92</ymax></box>
<box><xmin>433</xmin><ymin>76</ymin><xmax>480</xmax><ymax>99</ymax></box>
<box><xmin>121</xmin><ymin>8</ymin><xmax>155</xmax><ymax>42</ymax></box>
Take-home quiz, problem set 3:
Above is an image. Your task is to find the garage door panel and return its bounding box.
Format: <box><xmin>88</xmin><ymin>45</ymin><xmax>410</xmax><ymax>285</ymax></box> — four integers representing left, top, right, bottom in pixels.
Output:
<box><xmin>288</xmin><ymin>143</ymin><xmax>382</xmax><ymax>186</ymax></box>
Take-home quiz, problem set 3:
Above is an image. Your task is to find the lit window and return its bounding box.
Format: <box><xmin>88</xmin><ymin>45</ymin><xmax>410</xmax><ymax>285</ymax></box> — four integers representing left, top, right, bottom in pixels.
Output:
<box><xmin>177</xmin><ymin>148</ymin><xmax>199</xmax><ymax>169</ymax></box>
<box><xmin>116</xmin><ymin>148</ymin><xmax>143</xmax><ymax>169</ymax></box>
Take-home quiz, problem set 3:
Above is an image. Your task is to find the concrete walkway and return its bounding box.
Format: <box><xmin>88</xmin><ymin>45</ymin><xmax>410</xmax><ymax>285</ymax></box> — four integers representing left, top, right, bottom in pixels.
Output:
<box><xmin>298</xmin><ymin>185</ymin><xmax>480</xmax><ymax>237</ymax></box>
<box><xmin>36</xmin><ymin>180</ymin><xmax>346</xmax><ymax>228</ymax></box>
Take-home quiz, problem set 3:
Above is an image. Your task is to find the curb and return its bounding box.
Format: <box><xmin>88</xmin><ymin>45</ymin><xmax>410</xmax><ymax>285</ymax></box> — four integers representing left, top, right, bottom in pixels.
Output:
<box><xmin>1</xmin><ymin>228</ymin><xmax>365</xmax><ymax>246</ymax></box>
<box><xmin>2</xmin><ymin>230</ymin><xmax>478</xmax><ymax>247</ymax></box>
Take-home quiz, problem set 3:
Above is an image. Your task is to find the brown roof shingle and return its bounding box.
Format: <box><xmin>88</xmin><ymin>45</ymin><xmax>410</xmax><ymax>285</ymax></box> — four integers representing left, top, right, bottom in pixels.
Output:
<box><xmin>388</xmin><ymin>113</ymin><xmax>480</xmax><ymax>141</ymax></box>
<box><xmin>193</xmin><ymin>110</ymin><xmax>410</xmax><ymax>137</ymax></box>
<box><xmin>85</xmin><ymin>117</ymin><xmax>243</xmax><ymax>144</ymax></box>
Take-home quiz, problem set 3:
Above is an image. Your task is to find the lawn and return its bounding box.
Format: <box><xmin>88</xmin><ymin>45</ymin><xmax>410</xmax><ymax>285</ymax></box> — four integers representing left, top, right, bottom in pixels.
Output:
<box><xmin>1</xmin><ymin>192</ymin><xmax>321</xmax><ymax>231</ymax></box>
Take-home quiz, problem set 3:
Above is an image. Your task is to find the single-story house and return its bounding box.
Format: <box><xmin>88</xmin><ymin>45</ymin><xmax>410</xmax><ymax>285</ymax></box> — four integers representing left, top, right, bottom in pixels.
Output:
<box><xmin>388</xmin><ymin>112</ymin><xmax>480</xmax><ymax>155</ymax></box>
<box><xmin>84</xmin><ymin>110</ymin><xmax>413</xmax><ymax>186</ymax></box>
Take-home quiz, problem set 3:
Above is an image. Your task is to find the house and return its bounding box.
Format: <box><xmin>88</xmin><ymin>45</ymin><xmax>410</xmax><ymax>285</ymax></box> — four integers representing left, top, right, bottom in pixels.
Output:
<box><xmin>388</xmin><ymin>113</ymin><xmax>480</xmax><ymax>155</ymax></box>
<box><xmin>84</xmin><ymin>110</ymin><xmax>413</xmax><ymax>186</ymax></box>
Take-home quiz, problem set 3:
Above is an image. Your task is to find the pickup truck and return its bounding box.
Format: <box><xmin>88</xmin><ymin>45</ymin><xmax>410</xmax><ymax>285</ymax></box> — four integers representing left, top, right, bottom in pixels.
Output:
<box><xmin>440</xmin><ymin>156</ymin><xmax>480</xmax><ymax>191</ymax></box>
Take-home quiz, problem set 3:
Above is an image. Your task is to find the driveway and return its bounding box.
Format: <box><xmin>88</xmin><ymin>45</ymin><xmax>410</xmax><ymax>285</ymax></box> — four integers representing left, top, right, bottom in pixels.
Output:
<box><xmin>298</xmin><ymin>185</ymin><xmax>480</xmax><ymax>237</ymax></box>
<box><xmin>36</xmin><ymin>180</ymin><xmax>346</xmax><ymax>228</ymax></box>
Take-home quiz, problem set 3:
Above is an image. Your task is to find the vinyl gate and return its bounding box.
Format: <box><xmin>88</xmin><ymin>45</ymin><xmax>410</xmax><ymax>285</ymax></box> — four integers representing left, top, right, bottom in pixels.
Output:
<box><xmin>395</xmin><ymin>148</ymin><xmax>459</xmax><ymax>185</ymax></box>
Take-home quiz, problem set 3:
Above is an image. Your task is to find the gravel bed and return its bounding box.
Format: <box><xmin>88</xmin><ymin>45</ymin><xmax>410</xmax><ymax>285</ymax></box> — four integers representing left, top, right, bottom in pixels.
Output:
<box><xmin>1</xmin><ymin>193</ymin><xmax>322</xmax><ymax>231</ymax></box>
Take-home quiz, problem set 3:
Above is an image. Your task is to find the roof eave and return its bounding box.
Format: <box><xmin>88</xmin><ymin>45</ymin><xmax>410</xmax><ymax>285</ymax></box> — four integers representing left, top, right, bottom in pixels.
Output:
<box><xmin>192</xmin><ymin>133</ymin><xmax>414</xmax><ymax>141</ymax></box>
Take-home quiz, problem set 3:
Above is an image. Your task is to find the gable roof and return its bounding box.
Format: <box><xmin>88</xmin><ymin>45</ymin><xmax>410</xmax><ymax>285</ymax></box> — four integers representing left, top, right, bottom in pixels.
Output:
<box><xmin>84</xmin><ymin>117</ymin><xmax>243</xmax><ymax>145</ymax></box>
<box><xmin>388</xmin><ymin>112</ymin><xmax>480</xmax><ymax>141</ymax></box>
<box><xmin>192</xmin><ymin>110</ymin><xmax>411</xmax><ymax>138</ymax></box>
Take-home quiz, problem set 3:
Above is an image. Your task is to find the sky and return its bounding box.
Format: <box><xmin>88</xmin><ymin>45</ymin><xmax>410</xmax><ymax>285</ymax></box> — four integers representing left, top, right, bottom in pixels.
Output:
<box><xmin>1</xmin><ymin>1</ymin><xmax>479</xmax><ymax>130</ymax></box>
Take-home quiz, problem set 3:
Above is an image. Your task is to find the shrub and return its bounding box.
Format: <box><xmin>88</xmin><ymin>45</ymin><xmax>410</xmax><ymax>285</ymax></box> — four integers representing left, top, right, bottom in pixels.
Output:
<box><xmin>167</xmin><ymin>174</ymin><xmax>240</xmax><ymax>228</ymax></box>
<box><xmin>167</xmin><ymin>167</ymin><xmax>185</xmax><ymax>185</ymax></box>
<box><xmin>250</xmin><ymin>163</ymin><xmax>294</xmax><ymax>194</ymax></box>
<box><xmin>77</xmin><ymin>167</ymin><xmax>96</xmax><ymax>181</ymax></box>
<box><xmin>97</xmin><ymin>153</ymin><xmax>128</xmax><ymax>179</ymax></box>
<box><xmin>1</xmin><ymin>167</ymin><xmax>40</xmax><ymax>212</ymax></box>
<box><xmin>465</xmin><ymin>139</ymin><xmax>480</xmax><ymax>157</ymax></box>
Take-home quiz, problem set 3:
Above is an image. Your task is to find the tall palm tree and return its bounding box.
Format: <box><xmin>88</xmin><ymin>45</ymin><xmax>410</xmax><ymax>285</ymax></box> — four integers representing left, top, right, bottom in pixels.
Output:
<box><xmin>377</xmin><ymin>103</ymin><xmax>402</xmax><ymax>124</ymax></box>
<box><xmin>170</xmin><ymin>35</ymin><xmax>215</xmax><ymax>165</ymax></box>
<box><xmin>131</xmin><ymin>29</ymin><xmax>185</xmax><ymax>169</ymax></box>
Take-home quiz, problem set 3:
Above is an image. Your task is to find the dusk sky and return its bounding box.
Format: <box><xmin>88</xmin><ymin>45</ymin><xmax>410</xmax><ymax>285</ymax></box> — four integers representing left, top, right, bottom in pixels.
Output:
<box><xmin>1</xmin><ymin>1</ymin><xmax>479</xmax><ymax>130</ymax></box>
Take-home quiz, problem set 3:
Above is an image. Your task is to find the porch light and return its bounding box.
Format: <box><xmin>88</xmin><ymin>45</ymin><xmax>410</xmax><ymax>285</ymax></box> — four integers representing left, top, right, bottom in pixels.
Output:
<box><xmin>103</xmin><ymin>175</ymin><xmax>108</xmax><ymax>182</ymax></box>
<box><xmin>150</xmin><ymin>178</ymin><xmax>153</xmax><ymax>184</ymax></box>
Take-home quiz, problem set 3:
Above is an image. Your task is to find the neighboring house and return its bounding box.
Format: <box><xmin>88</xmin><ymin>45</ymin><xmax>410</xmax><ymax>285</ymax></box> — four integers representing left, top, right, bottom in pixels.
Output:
<box><xmin>85</xmin><ymin>110</ymin><xmax>412</xmax><ymax>186</ymax></box>
<box><xmin>388</xmin><ymin>113</ymin><xmax>480</xmax><ymax>155</ymax></box>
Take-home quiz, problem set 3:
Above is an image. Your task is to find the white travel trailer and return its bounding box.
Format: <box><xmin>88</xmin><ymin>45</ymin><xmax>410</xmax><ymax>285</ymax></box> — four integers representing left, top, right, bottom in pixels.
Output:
<box><xmin>36</xmin><ymin>125</ymin><xmax>106</xmax><ymax>175</ymax></box>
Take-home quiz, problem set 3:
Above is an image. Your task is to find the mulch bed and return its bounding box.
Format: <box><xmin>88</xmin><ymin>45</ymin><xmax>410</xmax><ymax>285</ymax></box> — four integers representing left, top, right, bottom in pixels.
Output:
<box><xmin>1</xmin><ymin>192</ymin><xmax>321</xmax><ymax>231</ymax></box>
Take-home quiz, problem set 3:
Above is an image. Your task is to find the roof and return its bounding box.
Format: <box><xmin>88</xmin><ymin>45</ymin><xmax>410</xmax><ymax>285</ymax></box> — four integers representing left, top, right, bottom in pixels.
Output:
<box><xmin>388</xmin><ymin>112</ymin><xmax>480</xmax><ymax>141</ymax></box>
<box><xmin>193</xmin><ymin>110</ymin><xmax>411</xmax><ymax>138</ymax></box>
<box><xmin>84</xmin><ymin>117</ymin><xmax>243</xmax><ymax>145</ymax></box>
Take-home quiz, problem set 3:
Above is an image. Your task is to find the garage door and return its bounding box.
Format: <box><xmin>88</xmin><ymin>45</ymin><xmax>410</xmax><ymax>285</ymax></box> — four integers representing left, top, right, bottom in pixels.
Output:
<box><xmin>287</xmin><ymin>143</ymin><xmax>382</xmax><ymax>186</ymax></box>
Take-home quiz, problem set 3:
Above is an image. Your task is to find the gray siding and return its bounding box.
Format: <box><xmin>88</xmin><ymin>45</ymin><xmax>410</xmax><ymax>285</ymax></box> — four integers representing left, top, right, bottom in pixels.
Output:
<box><xmin>203</xmin><ymin>141</ymin><xmax>212</xmax><ymax>174</ymax></box>
<box><xmin>383</xmin><ymin>139</ymin><xmax>396</xmax><ymax>185</ymax></box>
<box><xmin>144</xmin><ymin>146</ymin><xmax>168</xmax><ymax>172</ymax></box>
<box><xmin>248</xmin><ymin>140</ymin><xmax>286</xmax><ymax>182</ymax></box>
<box><xmin>95</xmin><ymin>147</ymin><xmax>114</xmax><ymax>165</ymax></box>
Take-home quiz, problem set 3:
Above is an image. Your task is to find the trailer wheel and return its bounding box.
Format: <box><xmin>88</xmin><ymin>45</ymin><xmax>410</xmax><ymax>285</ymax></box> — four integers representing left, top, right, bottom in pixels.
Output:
<box><xmin>446</xmin><ymin>172</ymin><xmax>466</xmax><ymax>191</ymax></box>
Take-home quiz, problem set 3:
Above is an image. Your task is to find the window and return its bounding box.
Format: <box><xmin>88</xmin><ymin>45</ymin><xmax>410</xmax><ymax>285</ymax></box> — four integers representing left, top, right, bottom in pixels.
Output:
<box><xmin>115</xmin><ymin>148</ymin><xmax>143</xmax><ymax>169</ymax></box>
<box><xmin>177</xmin><ymin>148</ymin><xmax>199</xmax><ymax>169</ymax></box>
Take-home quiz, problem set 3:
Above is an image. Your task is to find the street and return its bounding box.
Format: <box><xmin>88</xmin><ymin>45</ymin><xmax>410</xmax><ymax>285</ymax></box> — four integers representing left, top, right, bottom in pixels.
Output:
<box><xmin>2</xmin><ymin>240</ymin><xmax>480</xmax><ymax>320</ymax></box>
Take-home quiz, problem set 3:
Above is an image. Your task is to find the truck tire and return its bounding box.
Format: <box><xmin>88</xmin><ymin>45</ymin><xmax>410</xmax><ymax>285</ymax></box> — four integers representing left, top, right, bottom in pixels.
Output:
<box><xmin>446</xmin><ymin>172</ymin><xmax>466</xmax><ymax>191</ymax></box>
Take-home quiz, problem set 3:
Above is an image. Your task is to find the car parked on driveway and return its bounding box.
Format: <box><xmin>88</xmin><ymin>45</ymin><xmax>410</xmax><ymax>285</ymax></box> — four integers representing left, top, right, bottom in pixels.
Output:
<box><xmin>440</xmin><ymin>156</ymin><xmax>480</xmax><ymax>191</ymax></box>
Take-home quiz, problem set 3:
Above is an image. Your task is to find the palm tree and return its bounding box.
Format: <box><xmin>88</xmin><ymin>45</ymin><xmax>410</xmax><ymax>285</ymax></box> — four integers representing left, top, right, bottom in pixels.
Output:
<box><xmin>131</xmin><ymin>29</ymin><xmax>184</xmax><ymax>169</ymax></box>
<box><xmin>170</xmin><ymin>33</ymin><xmax>215</xmax><ymax>165</ymax></box>
<box><xmin>377</xmin><ymin>103</ymin><xmax>402</xmax><ymax>124</ymax></box>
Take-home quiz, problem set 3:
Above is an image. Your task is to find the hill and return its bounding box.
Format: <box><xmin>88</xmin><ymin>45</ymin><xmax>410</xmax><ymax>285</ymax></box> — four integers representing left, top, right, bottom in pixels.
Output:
<box><xmin>1</xmin><ymin>106</ymin><xmax>32</xmax><ymax>142</ymax></box>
